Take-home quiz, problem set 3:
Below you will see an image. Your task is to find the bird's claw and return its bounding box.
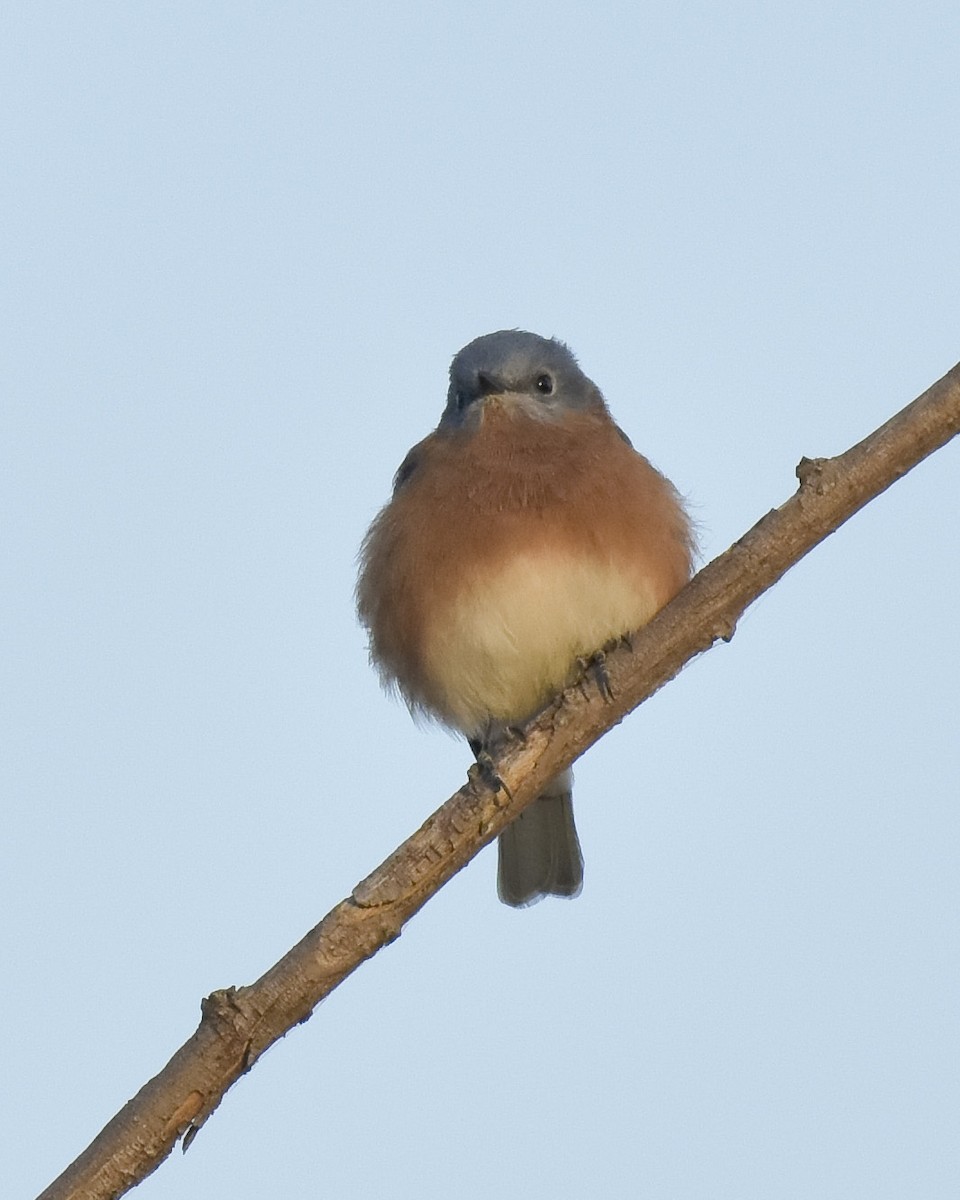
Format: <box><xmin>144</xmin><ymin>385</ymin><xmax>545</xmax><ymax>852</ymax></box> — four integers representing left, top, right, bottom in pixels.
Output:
<box><xmin>577</xmin><ymin>649</ymin><xmax>615</xmax><ymax>702</ymax></box>
<box><xmin>468</xmin><ymin>754</ymin><xmax>513</xmax><ymax>800</ymax></box>
<box><xmin>468</xmin><ymin>741</ymin><xmax>514</xmax><ymax>800</ymax></box>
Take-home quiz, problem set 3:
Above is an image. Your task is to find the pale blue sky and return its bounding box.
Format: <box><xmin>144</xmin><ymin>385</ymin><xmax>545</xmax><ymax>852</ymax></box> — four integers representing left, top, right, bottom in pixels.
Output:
<box><xmin>3</xmin><ymin>4</ymin><xmax>959</xmax><ymax>1198</ymax></box>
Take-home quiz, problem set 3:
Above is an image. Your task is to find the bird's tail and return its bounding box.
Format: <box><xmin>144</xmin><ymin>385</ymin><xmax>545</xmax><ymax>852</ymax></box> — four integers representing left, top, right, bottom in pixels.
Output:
<box><xmin>497</xmin><ymin>770</ymin><xmax>583</xmax><ymax>907</ymax></box>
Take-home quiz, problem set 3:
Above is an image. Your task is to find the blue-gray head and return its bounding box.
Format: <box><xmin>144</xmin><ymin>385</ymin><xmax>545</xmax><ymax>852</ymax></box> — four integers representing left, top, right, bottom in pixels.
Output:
<box><xmin>441</xmin><ymin>330</ymin><xmax>606</xmax><ymax>429</ymax></box>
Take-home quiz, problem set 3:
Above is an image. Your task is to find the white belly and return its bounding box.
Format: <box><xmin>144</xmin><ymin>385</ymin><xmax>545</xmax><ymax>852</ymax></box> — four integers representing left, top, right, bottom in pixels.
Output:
<box><xmin>421</xmin><ymin>549</ymin><xmax>659</xmax><ymax>735</ymax></box>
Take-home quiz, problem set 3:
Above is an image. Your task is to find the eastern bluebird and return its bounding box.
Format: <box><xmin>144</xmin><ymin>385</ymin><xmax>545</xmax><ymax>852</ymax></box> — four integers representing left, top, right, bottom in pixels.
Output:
<box><xmin>357</xmin><ymin>330</ymin><xmax>693</xmax><ymax>907</ymax></box>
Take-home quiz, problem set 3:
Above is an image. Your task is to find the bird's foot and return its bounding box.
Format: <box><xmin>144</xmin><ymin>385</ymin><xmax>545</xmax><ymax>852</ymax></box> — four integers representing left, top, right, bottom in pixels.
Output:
<box><xmin>577</xmin><ymin>648</ymin><xmax>615</xmax><ymax>702</ymax></box>
<box><xmin>468</xmin><ymin>735</ymin><xmax>515</xmax><ymax>799</ymax></box>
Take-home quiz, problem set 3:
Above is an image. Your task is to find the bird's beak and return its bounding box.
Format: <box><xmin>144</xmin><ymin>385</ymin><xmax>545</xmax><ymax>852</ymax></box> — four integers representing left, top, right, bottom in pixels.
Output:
<box><xmin>475</xmin><ymin>373</ymin><xmax>531</xmax><ymax>410</ymax></box>
<box><xmin>476</xmin><ymin>371</ymin><xmax>503</xmax><ymax>398</ymax></box>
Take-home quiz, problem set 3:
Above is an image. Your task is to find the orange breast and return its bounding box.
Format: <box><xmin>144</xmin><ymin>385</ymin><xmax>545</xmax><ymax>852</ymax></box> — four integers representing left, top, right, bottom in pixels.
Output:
<box><xmin>357</xmin><ymin>402</ymin><xmax>692</xmax><ymax>735</ymax></box>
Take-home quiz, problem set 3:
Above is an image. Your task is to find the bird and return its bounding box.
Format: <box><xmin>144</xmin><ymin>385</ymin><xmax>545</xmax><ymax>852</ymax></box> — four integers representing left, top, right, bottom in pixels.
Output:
<box><xmin>356</xmin><ymin>330</ymin><xmax>694</xmax><ymax>907</ymax></box>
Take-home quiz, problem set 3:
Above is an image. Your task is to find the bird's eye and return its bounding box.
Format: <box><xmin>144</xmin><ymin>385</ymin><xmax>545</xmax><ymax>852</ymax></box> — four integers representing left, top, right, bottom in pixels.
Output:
<box><xmin>455</xmin><ymin>389</ymin><xmax>467</xmax><ymax>410</ymax></box>
<box><xmin>535</xmin><ymin>374</ymin><xmax>554</xmax><ymax>395</ymax></box>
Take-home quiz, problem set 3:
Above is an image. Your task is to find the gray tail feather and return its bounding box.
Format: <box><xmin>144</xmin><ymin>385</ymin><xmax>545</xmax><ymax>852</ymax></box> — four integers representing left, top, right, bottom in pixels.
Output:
<box><xmin>497</xmin><ymin>771</ymin><xmax>583</xmax><ymax>908</ymax></box>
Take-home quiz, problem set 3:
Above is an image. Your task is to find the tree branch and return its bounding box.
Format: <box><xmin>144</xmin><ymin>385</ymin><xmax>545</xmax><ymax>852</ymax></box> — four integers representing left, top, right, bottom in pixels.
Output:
<box><xmin>39</xmin><ymin>360</ymin><xmax>960</xmax><ymax>1200</ymax></box>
